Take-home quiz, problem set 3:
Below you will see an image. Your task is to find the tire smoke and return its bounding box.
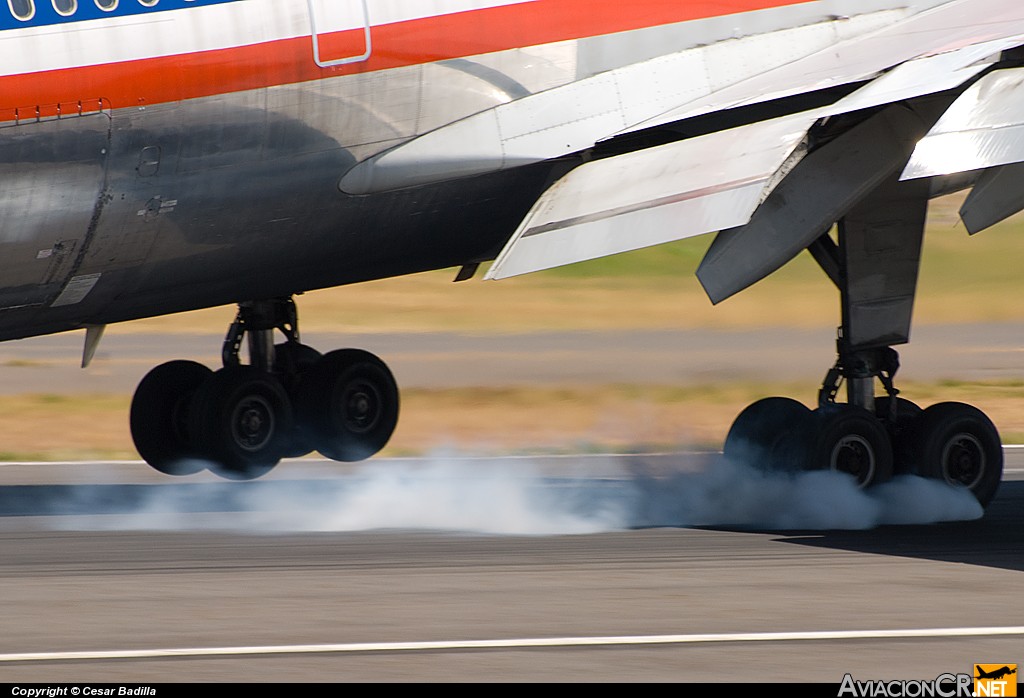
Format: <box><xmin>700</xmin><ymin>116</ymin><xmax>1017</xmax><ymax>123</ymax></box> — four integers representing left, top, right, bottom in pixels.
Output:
<box><xmin>625</xmin><ymin>458</ymin><xmax>983</xmax><ymax>529</ymax></box>
<box><xmin>46</xmin><ymin>453</ymin><xmax>983</xmax><ymax>533</ymax></box>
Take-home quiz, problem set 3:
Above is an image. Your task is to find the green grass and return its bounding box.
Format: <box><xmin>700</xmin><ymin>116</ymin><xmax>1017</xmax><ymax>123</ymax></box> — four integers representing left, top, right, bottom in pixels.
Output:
<box><xmin>538</xmin><ymin>237</ymin><xmax>710</xmax><ymax>278</ymax></box>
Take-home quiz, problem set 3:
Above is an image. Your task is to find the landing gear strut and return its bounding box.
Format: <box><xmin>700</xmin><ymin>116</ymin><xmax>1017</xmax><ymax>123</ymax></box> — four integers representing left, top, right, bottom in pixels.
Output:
<box><xmin>129</xmin><ymin>297</ymin><xmax>399</xmax><ymax>479</ymax></box>
<box><xmin>723</xmin><ymin>173</ymin><xmax>1002</xmax><ymax>507</ymax></box>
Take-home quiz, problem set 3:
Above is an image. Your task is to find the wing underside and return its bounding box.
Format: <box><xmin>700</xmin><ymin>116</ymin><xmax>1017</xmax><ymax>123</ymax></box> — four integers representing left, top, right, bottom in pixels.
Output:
<box><xmin>336</xmin><ymin>0</ymin><xmax>1024</xmax><ymax>300</ymax></box>
<box><xmin>481</xmin><ymin>0</ymin><xmax>1024</xmax><ymax>298</ymax></box>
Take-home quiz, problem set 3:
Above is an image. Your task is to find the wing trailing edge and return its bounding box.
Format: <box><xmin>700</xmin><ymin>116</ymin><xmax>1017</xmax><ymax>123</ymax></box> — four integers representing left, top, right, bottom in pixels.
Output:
<box><xmin>903</xmin><ymin>67</ymin><xmax>1024</xmax><ymax>180</ymax></box>
<box><xmin>484</xmin><ymin>113</ymin><xmax>814</xmax><ymax>280</ymax></box>
<box><xmin>959</xmin><ymin>162</ymin><xmax>1024</xmax><ymax>235</ymax></box>
<box><xmin>483</xmin><ymin>5</ymin><xmax>1024</xmax><ymax>294</ymax></box>
<box><xmin>901</xmin><ymin>66</ymin><xmax>1024</xmax><ymax>234</ymax></box>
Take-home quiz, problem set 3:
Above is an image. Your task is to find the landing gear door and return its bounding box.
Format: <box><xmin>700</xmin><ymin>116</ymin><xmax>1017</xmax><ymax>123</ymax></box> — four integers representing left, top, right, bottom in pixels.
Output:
<box><xmin>307</xmin><ymin>0</ymin><xmax>372</xmax><ymax>68</ymax></box>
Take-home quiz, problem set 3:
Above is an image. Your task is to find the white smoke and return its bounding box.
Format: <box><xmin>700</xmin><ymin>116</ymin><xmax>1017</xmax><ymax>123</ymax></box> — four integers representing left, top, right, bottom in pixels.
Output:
<box><xmin>626</xmin><ymin>458</ymin><xmax>983</xmax><ymax>530</ymax></box>
<box><xmin>48</xmin><ymin>453</ymin><xmax>983</xmax><ymax>534</ymax></box>
<box><xmin>281</xmin><ymin>459</ymin><xmax>627</xmax><ymax>535</ymax></box>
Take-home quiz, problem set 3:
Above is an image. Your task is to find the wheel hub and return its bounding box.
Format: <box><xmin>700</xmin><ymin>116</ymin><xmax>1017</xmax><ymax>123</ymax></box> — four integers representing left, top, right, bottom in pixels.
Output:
<box><xmin>231</xmin><ymin>395</ymin><xmax>275</xmax><ymax>452</ymax></box>
<box><xmin>343</xmin><ymin>381</ymin><xmax>382</xmax><ymax>433</ymax></box>
<box><xmin>941</xmin><ymin>433</ymin><xmax>985</xmax><ymax>489</ymax></box>
<box><xmin>830</xmin><ymin>434</ymin><xmax>875</xmax><ymax>486</ymax></box>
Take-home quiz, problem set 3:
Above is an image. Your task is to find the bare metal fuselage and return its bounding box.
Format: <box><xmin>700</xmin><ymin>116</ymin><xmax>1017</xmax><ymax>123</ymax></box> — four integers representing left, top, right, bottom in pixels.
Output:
<box><xmin>0</xmin><ymin>0</ymin><xmax>945</xmax><ymax>341</ymax></box>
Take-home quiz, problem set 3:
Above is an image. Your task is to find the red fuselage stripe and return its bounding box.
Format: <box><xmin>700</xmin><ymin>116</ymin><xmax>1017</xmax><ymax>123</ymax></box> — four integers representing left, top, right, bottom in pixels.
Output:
<box><xmin>0</xmin><ymin>0</ymin><xmax>813</xmax><ymax>113</ymax></box>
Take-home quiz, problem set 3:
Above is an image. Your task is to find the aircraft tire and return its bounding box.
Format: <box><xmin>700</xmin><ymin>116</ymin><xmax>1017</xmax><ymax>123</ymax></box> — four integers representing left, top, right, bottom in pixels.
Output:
<box><xmin>273</xmin><ymin>341</ymin><xmax>322</xmax><ymax>391</ymax></box>
<box><xmin>272</xmin><ymin>342</ymin><xmax>322</xmax><ymax>458</ymax></box>
<box><xmin>296</xmin><ymin>348</ymin><xmax>399</xmax><ymax>462</ymax></box>
<box><xmin>130</xmin><ymin>360</ymin><xmax>212</xmax><ymax>476</ymax></box>
<box><xmin>189</xmin><ymin>366</ymin><xmax>291</xmax><ymax>480</ymax></box>
<box><xmin>910</xmin><ymin>401</ymin><xmax>1002</xmax><ymax>507</ymax></box>
<box><xmin>874</xmin><ymin>396</ymin><xmax>922</xmax><ymax>475</ymax></box>
<box><xmin>801</xmin><ymin>403</ymin><xmax>893</xmax><ymax>488</ymax></box>
<box><xmin>723</xmin><ymin>397</ymin><xmax>811</xmax><ymax>473</ymax></box>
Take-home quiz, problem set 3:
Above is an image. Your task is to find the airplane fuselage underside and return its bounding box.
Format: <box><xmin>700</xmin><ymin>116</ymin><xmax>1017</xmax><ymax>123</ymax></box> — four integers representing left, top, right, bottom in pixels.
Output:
<box><xmin>0</xmin><ymin>0</ymin><xmax>947</xmax><ymax>341</ymax></box>
<box><xmin>0</xmin><ymin>101</ymin><xmax>556</xmax><ymax>340</ymax></box>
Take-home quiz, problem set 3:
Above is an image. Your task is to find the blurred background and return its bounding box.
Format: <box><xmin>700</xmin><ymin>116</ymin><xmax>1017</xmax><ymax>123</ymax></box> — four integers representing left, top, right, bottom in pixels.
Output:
<box><xmin>1</xmin><ymin>192</ymin><xmax>1022</xmax><ymax>461</ymax></box>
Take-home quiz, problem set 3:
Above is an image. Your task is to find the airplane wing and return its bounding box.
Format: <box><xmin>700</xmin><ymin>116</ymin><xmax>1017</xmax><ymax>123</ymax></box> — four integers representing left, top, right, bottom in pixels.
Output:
<box><xmin>485</xmin><ymin>112</ymin><xmax>814</xmax><ymax>279</ymax></box>
<box><xmin>341</xmin><ymin>0</ymin><xmax>1024</xmax><ymax>301</ymax></box>
<box><xmin>472</xmin><ymin>0</ymin><xmax>1022</xmax><ymax>509</ymax></box>
<box><xmin>340</xmin><ymin>6</ymin><xmax>901</xmax><ymax>195</ymax></box>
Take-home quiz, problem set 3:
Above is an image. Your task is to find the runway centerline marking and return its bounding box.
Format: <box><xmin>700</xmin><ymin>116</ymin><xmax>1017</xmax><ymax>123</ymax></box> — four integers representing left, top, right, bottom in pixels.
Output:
<box><xmin>5</xmin><ymin>626</ymin><xmax>1024</xmax><ymax>662</ymax></box>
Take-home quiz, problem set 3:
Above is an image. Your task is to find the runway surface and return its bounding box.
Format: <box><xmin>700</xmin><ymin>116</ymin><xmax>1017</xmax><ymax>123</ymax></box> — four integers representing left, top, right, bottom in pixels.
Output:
<box><xmin>0</xmin><ymin>452</ymin><xmax>1021</xmax><ymax>682</ymax></box>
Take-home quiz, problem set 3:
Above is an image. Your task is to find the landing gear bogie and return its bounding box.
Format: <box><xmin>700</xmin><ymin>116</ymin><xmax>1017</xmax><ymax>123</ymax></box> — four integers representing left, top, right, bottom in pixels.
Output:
<box><xmin>129</xmin><ymin>297</ymin><xmax>400</xmax><ymax>480</ymax></box>
<box><xmin>725</xmin><ymin>391</ymin><xmax>1002</xmax><ymax>506</ymax></box>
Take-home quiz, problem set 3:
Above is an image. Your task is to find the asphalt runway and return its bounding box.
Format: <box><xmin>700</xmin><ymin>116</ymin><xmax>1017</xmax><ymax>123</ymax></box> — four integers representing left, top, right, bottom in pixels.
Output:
<box><xmin>0</xmin><ymin>322</ymin><xmax>1022</xmax><ymax>393</ymax></box>
<box><xmin>0</xmin><ymin>452</ymin><xmax>1020</xmax><ymax>682</ymax></box>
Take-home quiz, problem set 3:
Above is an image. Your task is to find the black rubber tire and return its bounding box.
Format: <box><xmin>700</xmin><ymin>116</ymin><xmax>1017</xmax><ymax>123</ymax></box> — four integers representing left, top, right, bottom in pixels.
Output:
<box><xmin>273</xmin><ymin>341</ymin><xmax>322</xmax><ymax>390</ymax></box>
<box><xmin>910</xmin><ymin>401</ymin><xmax>1002</xmax><ymax>508</ymax></box>
<box><xmin>802</xmin><ymin>403</ymin><xmax>894</xmax><ymax>488</ymax></box>
<box><xmin>273</xmin><ymin>342</ymin><xmax>322</xmax><ymax>458</ymax></box>
<box><xmin>723</xmin><ymin>397</ymin><xmax>811</xmax><ymax>473</ymax></box>
<box><xmin>296</xmin><ymin>349</ymin><xmax>399</xmax><ymax>462</ymax></box>
<box><xmin>189</xmin><ymin>366</ymin><xmax>292</xmax><ymax>480</ymax></box>
<box><xmin>875</xmin><ymin>396</ymin><xmax>923</xmax><ymax>475</ymax></box>
<box><xmin>130</xmin><ymin>360</ymin><xmax>212</xmax><ymax>476</ymax></box>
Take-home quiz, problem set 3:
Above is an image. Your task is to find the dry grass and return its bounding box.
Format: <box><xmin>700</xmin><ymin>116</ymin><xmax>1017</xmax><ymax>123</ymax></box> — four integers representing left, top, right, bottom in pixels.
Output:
<box><xmin>6</xmin><ymin>381</ymin><xmax>1024</xmax><ymax>462</ymax></box>
<box><xmin>0</xmin><ymin>394</ymin><xmax>132</xmax><ymax>461</ymax></box>
<box><xmin>11</xmin><ymin>194</ymin><xmax>1024</xmax><ymax>462</ymax></box>
<box><xmin>384</xmin><ymin>382</ymin><xmax>1024</xmax><ymax>455</ymax></box>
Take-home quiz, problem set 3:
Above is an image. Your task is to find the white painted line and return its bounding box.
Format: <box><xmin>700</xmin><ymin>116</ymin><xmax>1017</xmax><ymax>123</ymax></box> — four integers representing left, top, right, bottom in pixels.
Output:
<box><xmin>5</xmin><ymin>626</ymin><xmax>1024</xmax><ymax>663</ymax></box>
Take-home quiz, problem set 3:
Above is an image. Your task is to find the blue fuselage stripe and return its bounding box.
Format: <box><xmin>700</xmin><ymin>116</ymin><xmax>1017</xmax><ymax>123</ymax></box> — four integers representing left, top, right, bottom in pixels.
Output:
<box><xmin>0</xmin><ymin>0</ymin><xmax>240</xmax><ymax>31</ymax></box>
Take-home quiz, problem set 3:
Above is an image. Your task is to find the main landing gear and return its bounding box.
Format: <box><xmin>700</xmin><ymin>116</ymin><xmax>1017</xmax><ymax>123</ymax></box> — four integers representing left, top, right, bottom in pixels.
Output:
<box><xmin>721</xmin><ymin>168</ymin><xmax>1003</xmax><ymax>509</ymax></box>
<box><xmin>723</xmin><ymin>342</ymin><xmax>1003</xmax><ymax>507</ymax></box>
<box><xmin>129</xmin><ymin>297</ymin><xmax>399</xmax><ymax>479</ymax></box>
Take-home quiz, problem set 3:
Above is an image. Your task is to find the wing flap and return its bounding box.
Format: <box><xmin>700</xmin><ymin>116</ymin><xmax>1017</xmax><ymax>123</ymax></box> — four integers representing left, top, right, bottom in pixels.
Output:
<box><xmin>484</xmin><ymin>113</ymin><xmax>814</xmax><ymax>280</ymax></box>
<box><xmin>696</xmin><ymin>105</ymin><xmax>930</xmax><ymax>304</ymax></box>
<box><xmin>624</xmin><ymin>0</ymin><xmax>1024</xmax><ymax>134</ymax></box>
<box><xmin>902</xmin><ymin>67</ymin><xmax>1024</xmax><ymax>179</ymax></box>
<box><xmin>959</xmin><ymin>161</ymin><xmax>1024</xmax><ymax>234</ymax></box>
